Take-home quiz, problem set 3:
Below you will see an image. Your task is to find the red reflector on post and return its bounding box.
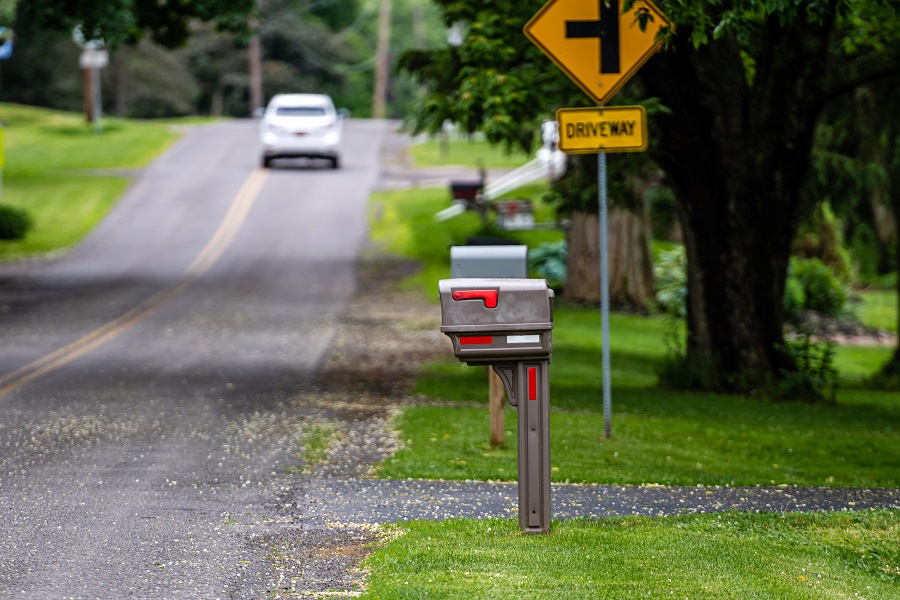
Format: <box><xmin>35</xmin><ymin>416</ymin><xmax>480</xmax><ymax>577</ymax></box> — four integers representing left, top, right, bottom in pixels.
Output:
<box><xmin>460</xmin><ymin>336</ymin><xmax>493</xmax><ymax>346</ymax></box>
<box><xmin>528</xmin><ymin>367</ymin><xmax>537</xmax><ymax>400</ymax></box>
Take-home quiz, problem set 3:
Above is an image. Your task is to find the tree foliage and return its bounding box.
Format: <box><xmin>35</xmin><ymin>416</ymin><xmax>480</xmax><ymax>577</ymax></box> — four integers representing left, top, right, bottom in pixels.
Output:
<box><xmin>400</xmin><ymin>0</ymin><xmax>900</xmax><ymax>398</ymax></box>
<box><xmin>804</xmin><ymin>74</ymin><xmax>900</xmax><ymax>282</ymax></box>
<box><xmin>637</xmin><ymin>0</ymin><xmax>900</xmax><ymax>396</ymax></box>
<box><xmin>397</xmin><ymin>1</ymin><xmax>581</xmax><ymax>152</ymax></box>
<box><xmin>22</xmin><ymin>0</ymin><xmax>255</xmax><ymax>48</ymax></box>
<box><xmin>0</xmin><ymin>0</ymin><xmax>18</xmax><ymax>24</ymax></box>
<box><xmin>3</xmin><ymin>0</ymin><xmax>442</xmax><ymax>118</ymax></box>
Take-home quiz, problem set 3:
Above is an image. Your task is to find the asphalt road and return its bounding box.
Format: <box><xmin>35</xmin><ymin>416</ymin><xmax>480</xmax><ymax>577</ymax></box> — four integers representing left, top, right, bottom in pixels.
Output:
<box><xmin>0</xmin><ymin>119</ymin><xmax>388</xmax><ymax>598</ymax></box>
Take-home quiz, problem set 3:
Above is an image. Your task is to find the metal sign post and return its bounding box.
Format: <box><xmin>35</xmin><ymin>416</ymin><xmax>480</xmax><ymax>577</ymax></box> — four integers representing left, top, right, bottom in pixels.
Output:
<box><xmin>526</xmin><ymin>0</ymin><xmax>670</xmax><ymax>439</ymax></box>
<box><xmin>598</xmin><ymin>146</ymin><xmax>612</xmax><ymax>438</ymax></box>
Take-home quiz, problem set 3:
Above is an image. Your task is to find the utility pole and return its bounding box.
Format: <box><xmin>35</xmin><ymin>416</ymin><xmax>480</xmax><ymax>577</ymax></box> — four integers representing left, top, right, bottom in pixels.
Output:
<box><xmin>248</xmin><ymin>0</ymin><xmax>265</xmax><ymax>116</ymax></box>
<box><xmin>372</xmin><ymin>0</ymin><xmax>392</xmax><ymax>119</ymax></box>
<box><xmin>412</xmin><ymin>1</ymin><xmax>426</xmax><ymax>49</ymax></box>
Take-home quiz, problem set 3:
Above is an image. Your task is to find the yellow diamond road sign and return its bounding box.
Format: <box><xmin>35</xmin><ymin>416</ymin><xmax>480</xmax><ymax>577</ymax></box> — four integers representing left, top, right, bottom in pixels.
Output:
<box><xmin>557</xmin><ymin>106</ymin><xmax>647</xmax><ymax>154</ymax></box>
<box><xmin>525</xmin><ymin>0</ymin><xmax>670</xmax><ymax>104</ymax></box>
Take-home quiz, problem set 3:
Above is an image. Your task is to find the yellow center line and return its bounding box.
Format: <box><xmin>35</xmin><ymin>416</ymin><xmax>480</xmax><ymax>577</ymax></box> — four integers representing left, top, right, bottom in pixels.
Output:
<box><xmin>0</xmin><ymin>168</ymin><xmax>270</xmax><ymax>397</ymax></box>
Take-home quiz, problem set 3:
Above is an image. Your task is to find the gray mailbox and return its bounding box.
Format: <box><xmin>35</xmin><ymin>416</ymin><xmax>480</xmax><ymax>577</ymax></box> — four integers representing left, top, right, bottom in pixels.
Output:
<box><xmin>439</xmin><ymin>278</ymin><xmax>552</xmax><ymax>364</ymax></box>
<box><xmin>439</xmin><ymin>278</ymin><xmax>554</xmax><ymax>534</ymax></box>
<box><xmin>450</xmin><ymin>245</ymin><xmax>528</xmax><ymax>279</ymax></box>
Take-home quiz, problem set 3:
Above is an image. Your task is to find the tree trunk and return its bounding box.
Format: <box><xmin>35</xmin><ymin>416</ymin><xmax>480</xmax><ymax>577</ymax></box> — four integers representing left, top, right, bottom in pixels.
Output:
<box><xmin>878</xmin><ymin>196</ymin><xmax>900</xmax><ymax>378</ymax></box>
<box><xmin>565</xmin><ymin>212</ymin><xmax>600</xmax><ymax>303</ymax></box>
<box><xmin>608</xmin><ymin>208</ymin><xmax>655</xmax><ymax>310</ymax></box>
<box><xmin>82</xmin><ymin>68</ymin><xmax>93</xmax><ymax>124</ymax></box>
<box><xmin>878</xmin><ymin>108</ymin><xmax>900</xmax><ymax>380</ymax></box>
<box><xmin>640</xmin><ymin>16</ymin><xmax>835</xmax><ymax>392</ymax></box>
<box><xmin>565</xmin><ymin>209</ymin><xmax>654</xmax><ymax>310</ymax></box>
<box><xmin>211</xmin><ymin>84</ymin><xmax>224</xmax><ymax>117</ymax></box>
<box><xmin>882</xmin><ymin>209</ymin><xmax>900</xmax><ymax>376</ymax></box>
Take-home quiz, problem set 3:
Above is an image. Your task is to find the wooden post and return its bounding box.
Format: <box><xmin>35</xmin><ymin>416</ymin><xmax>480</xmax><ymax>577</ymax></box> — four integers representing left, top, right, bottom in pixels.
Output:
<box><xmin>489</xmin><ymin>367</ymin><xmax>505</xmax><ymax>447</ymax></box>
<box><xmin>82</xmin><ymin>68</ymin><xmax>94</xmax><ymax>123</ymax></box>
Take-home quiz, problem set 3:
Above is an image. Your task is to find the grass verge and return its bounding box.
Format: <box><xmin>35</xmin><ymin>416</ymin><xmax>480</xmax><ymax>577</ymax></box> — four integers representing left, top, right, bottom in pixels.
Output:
<box><xmin>408</xmin><ymin>136</ymin><xmax>532</xmax><ymax>169</ymax></box>
<box><xmin>376</xmin><ymin>302</ymin><xmax>899</xmax><ymax>487</ymax></box>
<box><xmin>859</xmin><ymin>290</ymin><xmax>898</xmax><ymax>333</ymax></box>
<box><xmin>369</xmin><ymin>185</ymin><xmax>563</xmax><ymax>293</ymax></box>
<box><xmin>0</xmin><ymin>103</ymin><xmax>199</xmax><ymax>260</ymax></box>
<box><xmin>366</xmin><ymin>185</ymin><xmax>899</xmax><ymax>487</ymax></box>
<box><xmin>360</xmin><ymin>148</ymin><xmax>900</xmax><ymax>598</ymax></box>
<box><xmin>362</xmin><ymin>511</ymin><xmax>900</xmax><ymax>599</ymax></box>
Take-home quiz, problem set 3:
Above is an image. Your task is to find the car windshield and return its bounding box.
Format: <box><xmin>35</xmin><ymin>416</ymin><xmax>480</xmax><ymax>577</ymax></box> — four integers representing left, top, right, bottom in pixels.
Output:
<box><xmin>274</xmin><ymin>106</ymin><xmax>327</xmax><ymax>117</ymax></box>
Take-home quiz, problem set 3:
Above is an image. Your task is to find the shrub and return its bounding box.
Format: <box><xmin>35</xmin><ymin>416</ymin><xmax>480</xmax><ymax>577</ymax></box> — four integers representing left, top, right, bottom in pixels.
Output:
<box><xmin>788</xmin><ymin>257</ymin><xmax>849</xmax><ymax>317</ymax></box>
<box><xmin>653</xmin><ymin>246</ymin><xmax>687</xmax><ymax>317</ymax></box>
<box><xmin>648</xmin><ymin>185</ymin><xmax>678</xmax><ymax>241</ymax></box>
<box><xmin>850</xmin><ymin>223</ymin><xmax>881</xmax><ymax>278</ymax></box>
<box><xmin>0</xmin><ymin>205</ymin><xmax>33</xmax><ymax>240</ymax></box>
<box><xmin>528</xmin><ymin>240</ymin><xmax>566</xmax><ymax>288</ymax></box>
<box><xmin>792</xmin><ymin>202</ymin><xmax>852</xmax><ymax>280</ymax></box>
<box><xmin>779</xmin><ymin>334</ymin><xmax>838</xmax><ymax>403</ymax></box>
<box><xmin>651</xmin><ymin>249</ymin><xmax>850</xmax><ymax>323</ymax></box>
<box><xmin>783</xmin><ymin>275</ymin><xmax>807</xmax><ymax>322</ymax></box>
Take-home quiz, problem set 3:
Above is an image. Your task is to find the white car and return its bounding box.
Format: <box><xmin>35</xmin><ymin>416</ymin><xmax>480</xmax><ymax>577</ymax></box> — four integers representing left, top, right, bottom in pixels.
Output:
<box><xmin>259</xmin><ymin>94</ymin><xmax>343</xmax><ymax>169</ymax></box>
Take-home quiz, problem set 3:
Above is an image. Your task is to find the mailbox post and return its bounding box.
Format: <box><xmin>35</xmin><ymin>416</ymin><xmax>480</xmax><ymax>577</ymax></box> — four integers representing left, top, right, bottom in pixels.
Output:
<box><xmin>439</xmin><ymin>278</ymin><xmax>554</xmax><ymax>534</ymax></box>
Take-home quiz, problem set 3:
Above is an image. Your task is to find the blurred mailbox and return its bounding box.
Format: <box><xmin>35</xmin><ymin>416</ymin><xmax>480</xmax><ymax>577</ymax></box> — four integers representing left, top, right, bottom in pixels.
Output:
<box><xmin>450</xmin><ymin>245</ymin><xmax>528</xmax><ymax>279</ymax></box>
<box><xmin>439</xmin><ymin>277</ymin><xmax>554</xmax><ymax>534</ymax></box>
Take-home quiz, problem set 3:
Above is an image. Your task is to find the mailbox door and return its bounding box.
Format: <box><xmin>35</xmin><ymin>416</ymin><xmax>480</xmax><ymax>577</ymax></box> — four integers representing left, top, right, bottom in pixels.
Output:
<box><xmin>450</xmin><ymin>330</ymin><xmax>551</xmax><ymax>364</ymax></box>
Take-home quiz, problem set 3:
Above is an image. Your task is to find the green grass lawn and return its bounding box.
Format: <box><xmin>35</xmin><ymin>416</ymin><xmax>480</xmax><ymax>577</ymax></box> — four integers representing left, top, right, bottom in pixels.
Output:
<box><xmin>361</xmin><ymin>178</ymin><xmax>899</xmax><ymax>594</ymax></box>
<box><xmin>409</xmin><ymin>136</ymin><xmax>533</xmax><ymax>169</ymax></box>
<box><xmin>859</xmin><ymin>290</ymin><xmax>898</xmax><ymax>333</ymax></box>
<box><xmin>368</xmin><ymin>184</ymin><xmax>900</xmax><ymax>490</ymax></box>
<box><xmin>377</xmin><ymin>306</ymin><xmax>900</xmax><ymax>487</ymax></box>
<box><xmin>361</xmin><ymin>145</ymin><xmax>900</xmax><ymax>599</ymax></box>
<box><xmin>369</xmin><ymin>185</ymin><xmax>564</xmax><ymax>292</ymax></box>
<box><xmin>0</xmin><ymin>103</ymin><xmax>198</xmax><ymax>260</ymax></box>
<box><xmin>362</xmin><ymin>511</ymin><xmax>900</xmax><ymax>599</ymax></box>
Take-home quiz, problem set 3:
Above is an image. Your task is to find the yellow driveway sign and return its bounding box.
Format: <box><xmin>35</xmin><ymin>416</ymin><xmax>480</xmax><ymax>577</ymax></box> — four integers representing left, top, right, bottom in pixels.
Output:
<box><xmin>557</xmin><ymin>106</ymin><xmax>647</xmax><ymax>154</ymax></box>
<box><xmin>524</xmin><ymin>0</ymin><xmax>670</xmax><ymax>104</ymax></box>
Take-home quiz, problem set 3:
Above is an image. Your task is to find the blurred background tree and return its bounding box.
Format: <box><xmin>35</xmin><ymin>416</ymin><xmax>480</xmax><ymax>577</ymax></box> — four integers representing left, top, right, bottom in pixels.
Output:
<box><xmin>0</xmin><ymin>0</ymin><xmax>444</xmax><ymax>118</ymax></box>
